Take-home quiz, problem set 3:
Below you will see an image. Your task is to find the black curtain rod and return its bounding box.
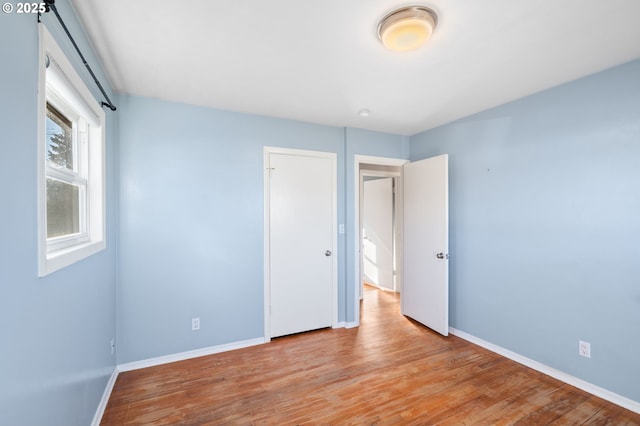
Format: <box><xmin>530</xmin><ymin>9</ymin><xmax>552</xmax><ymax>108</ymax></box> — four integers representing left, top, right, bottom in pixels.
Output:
<box><xmin>39</xmin><ymin>0</ymin><xmax>117</xmax><ymax>111</ymax></box>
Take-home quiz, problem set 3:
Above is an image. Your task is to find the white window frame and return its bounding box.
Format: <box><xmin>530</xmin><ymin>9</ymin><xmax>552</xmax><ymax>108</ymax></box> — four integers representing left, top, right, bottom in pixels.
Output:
<box><xmin>45</xmin><ymin>97</ymin><xmax>89</xmax><ymax>251</ymax></box>
<box><xmin>38</xmin><ymin>26</ymin><xmax>106</xmax><ymax>276</ymax></box>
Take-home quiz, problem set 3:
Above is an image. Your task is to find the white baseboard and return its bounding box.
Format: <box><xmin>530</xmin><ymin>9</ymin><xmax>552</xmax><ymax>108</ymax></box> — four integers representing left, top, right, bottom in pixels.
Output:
<box><xmin>91</xmin><ymin>367</ymin><xmax>119</xmax><ymax>426</ymax></box>
<box><xmin>449</xmin><ymin>327</ymin><xmax>640</xmax><ymax>415</ymax></box>
<box><xmin>333</xmin><ymin>321</ymin><xmax>359</xmax><ymax>329</ymax></box>
<box><xmin>117</xmin><ymin>337</ymin><xmax>267</xmax><ymax>372</ymax></box>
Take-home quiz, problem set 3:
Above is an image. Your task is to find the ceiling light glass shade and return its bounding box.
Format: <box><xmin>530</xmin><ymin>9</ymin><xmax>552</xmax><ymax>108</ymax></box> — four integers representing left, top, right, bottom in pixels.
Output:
<box><xmin>378</xmin><ymin>6</ymin><xmax>437</xmax><ymax>52</ymax></box>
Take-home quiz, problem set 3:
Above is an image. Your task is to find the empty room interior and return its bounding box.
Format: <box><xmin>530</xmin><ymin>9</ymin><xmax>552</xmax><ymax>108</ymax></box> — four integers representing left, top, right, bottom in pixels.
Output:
<box><xmin>2</xmin><ymin>0</ymin><xmax>640</xmax><ymax>424</ymax></box>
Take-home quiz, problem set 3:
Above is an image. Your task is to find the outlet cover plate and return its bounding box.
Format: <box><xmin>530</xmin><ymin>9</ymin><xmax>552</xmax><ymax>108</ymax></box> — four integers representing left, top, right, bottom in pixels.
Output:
<box><xmin>579</xmin><ymin>340</ymin><xmax>591</xmax><ymax>358</ymax></box>
<box><xmin>192</xmin><ymin>317</ymin><xmax>200</xmax><ymax>331</ymax></box>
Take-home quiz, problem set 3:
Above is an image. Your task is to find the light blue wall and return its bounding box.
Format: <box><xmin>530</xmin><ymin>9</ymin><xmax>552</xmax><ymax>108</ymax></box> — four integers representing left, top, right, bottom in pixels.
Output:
<box><xmin>117</xmin><ymin>95</ymin><xmax>346</xmax><ymax>362</ymax></box>
<box><xmin>410</xmin><ymin>59</ymin><xmax>640</xmax><ymax>402</ymax></box>
<box><xmin>0</xmin><ymin>2</ymin><xmax>117</xmax><ymax>425</ymax></box>
<box><xmin>117</xmin><ymin>96</ymin><xmax>409</xmax><ymax>362</ymax></box>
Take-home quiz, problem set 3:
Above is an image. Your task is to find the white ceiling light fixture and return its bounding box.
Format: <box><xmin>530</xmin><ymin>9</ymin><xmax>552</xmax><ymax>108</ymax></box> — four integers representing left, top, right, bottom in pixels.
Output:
<box><xmin>378</xmin><ymin>6</ymin><xmax>438</xmax><ymax>52</ymax></box>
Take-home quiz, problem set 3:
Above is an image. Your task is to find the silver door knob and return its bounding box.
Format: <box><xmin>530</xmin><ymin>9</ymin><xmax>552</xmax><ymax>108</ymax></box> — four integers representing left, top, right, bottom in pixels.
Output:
<box><xmin>325</xmin><ymin>250</ymin><xmax>332</xmax><ymax>256</ymax></box>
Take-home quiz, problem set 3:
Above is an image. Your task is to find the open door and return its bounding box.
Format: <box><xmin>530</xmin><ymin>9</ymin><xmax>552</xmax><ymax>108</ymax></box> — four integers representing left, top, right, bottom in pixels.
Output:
<box><xmin>401</xmin><ymin>154</ymin><xmax>449</xmax><ymax>336</ymax></box>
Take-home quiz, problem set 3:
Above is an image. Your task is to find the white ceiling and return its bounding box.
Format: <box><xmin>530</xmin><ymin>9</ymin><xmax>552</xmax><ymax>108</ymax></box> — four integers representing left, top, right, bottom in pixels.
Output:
<box><xmin>72</xmin><ymin>0</ymin><xmax>640</xmax><ymax>136</ymax></box>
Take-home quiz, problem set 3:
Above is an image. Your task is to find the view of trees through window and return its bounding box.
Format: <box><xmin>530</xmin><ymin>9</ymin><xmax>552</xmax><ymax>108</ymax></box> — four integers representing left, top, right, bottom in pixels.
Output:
<box><xmin>46</xmin><ymin>103</ymin><xmax>73</xmax><ymax>169</ymax></box>
<box><xmin>45</xmin><ymin>103</ymin><xmax>81</xmax><ymax>238</ymax></box>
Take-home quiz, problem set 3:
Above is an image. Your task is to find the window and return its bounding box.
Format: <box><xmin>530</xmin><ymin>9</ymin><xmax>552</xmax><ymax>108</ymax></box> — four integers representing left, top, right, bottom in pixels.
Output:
<box><xmin>38</xmin><ymin>27</ymin><xmax>106</xmax><ymax>276</ymax></box>
<box><xmin>46</xmin><ymin>102</ymin><xmax>85</xmax><ymax>244</ymax></box>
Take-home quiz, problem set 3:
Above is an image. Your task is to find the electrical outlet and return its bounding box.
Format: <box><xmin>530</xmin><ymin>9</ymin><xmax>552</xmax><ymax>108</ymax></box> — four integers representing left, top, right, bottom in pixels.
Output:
<box><xmin>110</xmin><ymin>338</ymin><xmax>115</xmax><ymax>355</ymax></box>
<box><xmin>192</xmin><ymin>317</ymin><xmax>200</xmax><ymax>331</ymax></box>
<box><xmin>579</xmin><ymin>340</ymin><xmax>591</xmax><ymax>358</ymax></box>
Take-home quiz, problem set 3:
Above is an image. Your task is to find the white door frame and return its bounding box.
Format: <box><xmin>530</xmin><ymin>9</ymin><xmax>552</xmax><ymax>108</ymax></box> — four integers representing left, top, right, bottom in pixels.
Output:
<box><xmin>353</xmin><ymin>155</ymin><xmax>409</xmax><ymax>327</ymax></box>
<box><xmin>264</xmin><ymin>146</ymin><xmax>338</xmax><ymax>341</ymax></box>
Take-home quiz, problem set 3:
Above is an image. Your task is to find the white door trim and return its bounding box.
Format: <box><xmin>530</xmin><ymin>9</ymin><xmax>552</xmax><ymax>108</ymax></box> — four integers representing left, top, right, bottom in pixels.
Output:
<box><xmin>353</xmin><ymin>155</ymin><xmax>409</xmax><ymax>327</ymax></box>
<box><xmin>264</xmin><ymin>146</ymin><xmax>338</xmax><ymax>341</ymax></box>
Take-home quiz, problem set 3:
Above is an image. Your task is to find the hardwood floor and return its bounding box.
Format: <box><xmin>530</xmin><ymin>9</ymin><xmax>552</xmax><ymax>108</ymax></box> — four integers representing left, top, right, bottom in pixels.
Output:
<box><xmin>101</xmin><ymin>286</ymin><xmax>640</xmax><ymax>425</ymax></box>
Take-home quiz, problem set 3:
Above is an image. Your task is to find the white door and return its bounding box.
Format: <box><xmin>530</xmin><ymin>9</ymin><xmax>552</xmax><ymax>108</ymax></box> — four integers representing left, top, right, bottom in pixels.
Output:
<box><xmin>266</xmin><ymin>149</ymin><xmax>336</xmax><ymax>338</ymax></box>
<box><xmin>402</xmin><ymin>154</ymin><xmax>449</xmax><ymax>336</ymax></box>
<box><xmin>362</xmin><ymin>177</ymin><xmax>394</xmax><ymax>290</ymax></box>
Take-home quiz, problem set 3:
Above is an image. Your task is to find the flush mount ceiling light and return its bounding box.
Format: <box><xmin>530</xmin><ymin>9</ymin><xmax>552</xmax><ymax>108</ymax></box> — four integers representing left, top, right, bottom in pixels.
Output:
<box><xmin>377</xmin><ymin>6</ymin><xmax>438</xmax><ymax>52</ymax></box>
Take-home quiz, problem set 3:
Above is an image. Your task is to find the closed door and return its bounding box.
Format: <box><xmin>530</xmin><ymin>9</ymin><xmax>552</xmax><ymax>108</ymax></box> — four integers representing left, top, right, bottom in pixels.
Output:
<box><xmin>362</xmin><ymin>177</ymin><xmax>394</xmax><ymax>290</ymax></box>
<box><xmin>402</xmin><ymin>154</ymin><xmax>449</xmax><ymax>336</ymax></box>
<box><xmin>266</xmin><ymin>149</ymin><xmax>336</xmax><ymax>338</ymax></box>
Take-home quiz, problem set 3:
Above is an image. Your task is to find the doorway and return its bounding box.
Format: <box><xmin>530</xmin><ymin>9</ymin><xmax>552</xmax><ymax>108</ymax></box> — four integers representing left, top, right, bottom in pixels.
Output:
<box><xmin>354</xmin><ymin>156</ymin><xmax>408</xmax><ymax>325</ymax></box>
<box><xmin>353</xmin><ymin>154</ymin><xmax>449</xmax><ymax>336</ymax></box>
<box><xmin>361</xmin><ymin>174</ymin><xmax>398</xmax><ymax>293</ymax></box>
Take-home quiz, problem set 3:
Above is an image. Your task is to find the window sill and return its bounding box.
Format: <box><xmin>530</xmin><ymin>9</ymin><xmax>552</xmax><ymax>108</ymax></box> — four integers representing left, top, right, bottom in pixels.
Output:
<box><xmin>39</xmin><ymin>239</ymin><xmax>105</xmax><ymax>277</ymax></box>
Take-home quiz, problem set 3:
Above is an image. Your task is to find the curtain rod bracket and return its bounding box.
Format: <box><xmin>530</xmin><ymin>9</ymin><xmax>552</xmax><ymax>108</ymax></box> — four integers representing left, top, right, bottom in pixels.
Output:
<box><xmin>39</xmin><ymin>0</ymin><xmax>53</xmax><ymax>21</ymax></box>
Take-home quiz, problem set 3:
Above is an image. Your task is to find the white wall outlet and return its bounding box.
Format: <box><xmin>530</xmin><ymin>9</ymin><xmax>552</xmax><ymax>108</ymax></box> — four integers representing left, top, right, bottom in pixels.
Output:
<box><xmin>192</xmin><ymin>317</ymin><xmax>200</xmax><ymax>331</ymax></box>
<box><xmin>579</xmin><ymin>340</ymin><xmax>591</xmax><ymax>358</ymax></box>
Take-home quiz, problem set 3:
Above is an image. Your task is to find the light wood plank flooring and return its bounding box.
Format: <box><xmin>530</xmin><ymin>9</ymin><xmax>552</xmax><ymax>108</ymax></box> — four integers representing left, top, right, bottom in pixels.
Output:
<box><xmin>101</xmin><ymin>286</ymin><xmax>640</xmax><ymax>425</ymax></box>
